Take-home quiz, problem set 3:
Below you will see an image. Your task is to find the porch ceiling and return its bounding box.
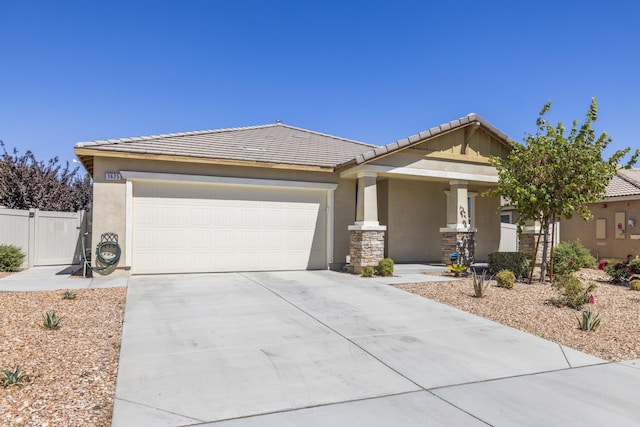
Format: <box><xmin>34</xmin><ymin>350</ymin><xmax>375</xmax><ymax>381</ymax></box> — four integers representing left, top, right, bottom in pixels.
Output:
<box><xmin>340</xmin><ymin>163</ymin><xmax>499</xmax><ymax>186</ymax></box>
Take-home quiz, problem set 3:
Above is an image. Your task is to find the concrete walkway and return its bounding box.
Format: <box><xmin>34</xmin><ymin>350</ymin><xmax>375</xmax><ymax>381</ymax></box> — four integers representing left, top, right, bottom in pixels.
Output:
<box><xmin>112</xmin><ymin>269</ymin><xmax>640</xmax><ymax>426</ymax></box>
<box><xmin>0</xmin><ymin>265</ymin><xmax>128</xmax><ymax>291</ymax></box>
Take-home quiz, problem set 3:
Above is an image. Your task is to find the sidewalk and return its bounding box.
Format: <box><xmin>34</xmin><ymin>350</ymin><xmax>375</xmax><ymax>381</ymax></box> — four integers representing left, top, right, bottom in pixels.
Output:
<box><xmin>0</xmin><ymin>265</ymin><xmax>128</xmax><ymax>291</ymax></box>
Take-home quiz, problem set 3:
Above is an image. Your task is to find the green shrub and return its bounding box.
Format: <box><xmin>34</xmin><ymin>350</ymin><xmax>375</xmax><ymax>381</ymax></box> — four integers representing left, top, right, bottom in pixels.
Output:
<box><xmin>447</xmin><ymin>264</ymin><xmax>468</xmax><ymax>277</ymax></box>
<box><xmin>630</xmin><ymin>280</ymin><xmax>640</xmax><ymax>291</ymax></box>
<box><xmin>552</xmin><ymin>240</ymin><xmax>596</xmax><ymax>275</ymax></box>
<box><xmin>361</xmin><ymin>266</ymin><xmax>375</xmax><ymax>278</ymax></box>
<box><xmin>41</xmin><ymin>311</ymin><xmax>61</xmax><ymax>330</ymax></box>
<box><xmin>488</xmin><ymin>252</ymin><xmax>531</xmax><ymax>279</ymax></box>
<box><xmin>552</xmin><ymin>274</ymin><xmax>596</xmax><ymax>309</ymax></box>
<box><xmin>495</xmin><ymin>270</ymin><xmax>515</xmax><ymax>289</ymax></box>
<box><xmin>0</xmin><ymin>244</ymin><xmax>26</xmax><ymax>272</ymax></box>
<box><xmin>576</xmin><ymin>310</ymin><xmax>601</xmax><ymax>332</ymax></box>
<box><xmin>1</xmin><ymin>366</ymin><xmax>30</xmax><ymax>388</ymax></box>
<box><xmin>377</xmin><ymin>258</ymin><xmax>394</xmax><ymax>277</ymax></box>
<box><xmin>605</xmin><ymin>262</ymin><xmax>631</xmax><ymax>284</ymax></box>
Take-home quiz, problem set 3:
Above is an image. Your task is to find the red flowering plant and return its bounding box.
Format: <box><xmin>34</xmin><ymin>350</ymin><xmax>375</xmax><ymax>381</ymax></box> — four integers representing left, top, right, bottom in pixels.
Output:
<box><xmin>605</xmin><ymin>259</ymin><xmax>640</xmax><ymax>284</ymax></box>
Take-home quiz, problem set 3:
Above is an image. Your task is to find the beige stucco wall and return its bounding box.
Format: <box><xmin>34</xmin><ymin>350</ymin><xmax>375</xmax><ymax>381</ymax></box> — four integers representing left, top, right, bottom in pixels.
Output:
<box><xmin>473</xmin><ymin>194</ymin><xmax>501</xmax><ymax>261</ymax></box>
<box><xmin>560</xmin><ymin>199</ymin><xmax>640</xmax><ymax>260</ymax></box>
<box><xmin>379</xmin><ymin>179</ymin><xmax>448</xmax><ymax>262</ymax></box>
<box><xmin>333</xmin><ymin>178</ymin><xmax>356</xmax><ymax>265</ymax></box>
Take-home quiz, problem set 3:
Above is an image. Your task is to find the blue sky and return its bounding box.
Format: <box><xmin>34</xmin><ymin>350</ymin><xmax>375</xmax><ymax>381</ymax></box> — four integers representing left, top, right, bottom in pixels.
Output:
<box><xmin>1</xmin><ymin>0</ymin><xmax>639</xmax><ymax>168</ymax></box>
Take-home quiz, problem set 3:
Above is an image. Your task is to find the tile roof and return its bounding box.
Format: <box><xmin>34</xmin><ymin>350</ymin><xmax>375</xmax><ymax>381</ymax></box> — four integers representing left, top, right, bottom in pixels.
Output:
<box><xmin>605</xmin><ymin>168</ymin><xmax>640</xmax><ymax>198</ymax></box>
<box><xmin>75</xmin><ymin>123</ymin><xmax>374</xmax><ymax>169</ymax></box>
<box><xmin>353</xmin><ymin>113</ymin><xmax>513</xmax><ymax>164</ymax></box>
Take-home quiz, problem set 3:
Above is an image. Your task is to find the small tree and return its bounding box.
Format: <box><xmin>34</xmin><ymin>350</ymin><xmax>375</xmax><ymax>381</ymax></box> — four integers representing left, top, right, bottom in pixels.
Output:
<box><xmin>0</xmin><ymin>142</ymin><xmax>92</xmax><ymax>212</ymax></box>
<box><xmin>488</xmin><ymin>99</ymin><xmax>638</xmax><ymax>282</ymax></box>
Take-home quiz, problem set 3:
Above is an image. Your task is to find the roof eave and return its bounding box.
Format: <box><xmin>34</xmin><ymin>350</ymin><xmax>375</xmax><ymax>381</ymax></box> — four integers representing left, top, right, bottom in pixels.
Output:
<box><xmin>73</xmin><ymin>147</ymin><xmax>337</xmax><ymax>175</ymax></box>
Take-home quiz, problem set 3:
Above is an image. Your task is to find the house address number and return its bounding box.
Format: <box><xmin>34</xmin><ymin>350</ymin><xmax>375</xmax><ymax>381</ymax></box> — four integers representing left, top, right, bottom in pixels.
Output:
<box><xmin>105</xmin><ymin>172</ymin><xmax>122</xmax><ymax>181</ymax></box>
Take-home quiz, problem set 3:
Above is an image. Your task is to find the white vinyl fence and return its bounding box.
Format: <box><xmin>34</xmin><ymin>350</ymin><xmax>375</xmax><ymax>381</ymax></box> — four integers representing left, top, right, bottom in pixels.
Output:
<box><xmin>0</xmin><ymin>208</ymin><xmax>87</xmax><ymax>268</ymax></box>
<box><xmin>499</xmin><ymin>223</ymin><xmax>518</xmax><ymax>252</ymax></box>
<box><xmin>499</xmin><ymin>222</ymin><xmax>561</xmax><ymax>253</ymax></box>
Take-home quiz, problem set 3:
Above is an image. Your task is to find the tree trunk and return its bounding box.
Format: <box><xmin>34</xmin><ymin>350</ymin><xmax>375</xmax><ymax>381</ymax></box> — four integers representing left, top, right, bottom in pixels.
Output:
<box><xmin>549</xmin><ymin>214</ymin><xmax>556</xmax><ymax>282</ymax></box>
<box><xmin>528</xmin><ymin>224</ymin><xmax>544</xmax><ymax>284</ymax></box>
<box><xmin>539</xmin><ymin>221</ymin><xmax>550</xmax><ymax>283</ymax></box>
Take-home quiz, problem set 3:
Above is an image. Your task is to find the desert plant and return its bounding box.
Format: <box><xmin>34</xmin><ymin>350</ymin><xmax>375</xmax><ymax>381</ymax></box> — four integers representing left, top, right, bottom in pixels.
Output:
<box><xmin>488</xmin><ymin>252</ymin><xmax>531</xmax><ymax>279</ymax></box>
<box><xmin>495</xmin><ymin>270</ymin><xmax>515</xmax><ymax>289</ymax></box>
<box><xmin>605</xmin><ymin>261</ymin><xmax>631</xmax><ymax>284</ymax></box>
<box><xmin>377</xmin><ymin>258</ymin><xmax>394</xmax><ymax>277</ymax></box>
<box><xmin>0</xmin><ymin>244</ymin><xmax>26</xmax><ymax>272</ymax></box>
<box><xmin>552</xmin><ymin>274</ymin><xmax>597</xmax><ymax>309</ymax></box>
<box><xmin>361</xmin><ymin>266</ymin><xmax>375</xmax><ymax>278</ymax></box>
<box><xmin>61</xmin><ymin>290</ymin><xmax>77</xmax><ymax>300</ymax></box>
<box><xmin>552</xmin><ymin>240</ymin><xmax>596</xmax><ymax>275</ymax></box>
<box><xmin>447</xmin><ymin>263</ymin><xmax>468</xmax><ymax>277</ymax></box>
<box><xmin>630</xmin><ymin>280</ymin><xmax>640</xmax><ymax>291</ymax></box>
<box><xmin>472</xmin><ymin>270</ymin><xmax>489</xmax><ymax>297</ymax></box>
<box><xmin>41</xmin><ymin>310</ymin><xmax>61</xmax><ymax>330</ymax></box>
<box><xmin>1</xmin><ymin>366</ymin><xmax>30</xmax><ymax>387</ymax></box>
<box><xmin>576</xmin><ymin>310</ymin><xmax>601</xmax><ymax>332</ymax></box>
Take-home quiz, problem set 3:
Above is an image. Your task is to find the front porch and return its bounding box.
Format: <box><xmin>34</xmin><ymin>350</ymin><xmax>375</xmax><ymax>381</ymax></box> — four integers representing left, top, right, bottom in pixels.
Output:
<box><xmin>338</xmin><ymin>114</ymin><xmax>511</xmax><ymax>273</ymax></box>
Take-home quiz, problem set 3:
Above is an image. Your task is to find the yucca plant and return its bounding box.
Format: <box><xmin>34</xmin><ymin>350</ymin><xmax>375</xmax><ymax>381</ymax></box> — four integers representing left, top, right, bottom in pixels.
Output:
<box><xmin>447</xmin><ymin>264</ymin><xmax>468</xmax><ymax>277</ymax></box>
<box><xmin>577</xmin><ymin>310</ymin><xmax>601</xmax><ymax>332</ymax></box>
<box><xmin>1</xmin><ymin>366</ymin><xmax>30</xmax><ymax>387</ymax></box>
<box><xmin>472</xmin><ymin>270</ymin><xmax>489</xmax><ymax>298</ymax></box>
<box><xmin>61</xmin><ymin>290</ymin><xmax>77</xmax><ymax>300</ymax></box>
<box><xmin>41</xmin><ymin>310</ymin><xmax>61</xmax><ymax>330</ymax></box>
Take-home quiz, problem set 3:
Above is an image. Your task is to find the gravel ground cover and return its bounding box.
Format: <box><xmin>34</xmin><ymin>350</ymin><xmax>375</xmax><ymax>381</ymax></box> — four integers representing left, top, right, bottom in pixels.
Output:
<box><xmin>0</xmin><ymin>287</ymin><xmax>126</xmax><ymax>426</ymax></box>
<box><xmin>396</xmin><ymin>268</ymin><xmax>640</xmax><ymax>362</ymax></box>
<box><xmin>2</xmin><ymin>268</ymin><xmax>638</xmax><ymax>425</ymax></box>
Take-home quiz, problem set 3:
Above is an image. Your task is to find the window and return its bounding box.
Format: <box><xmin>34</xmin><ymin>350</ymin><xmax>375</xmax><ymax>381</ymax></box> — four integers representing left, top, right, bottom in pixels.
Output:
<box><xmin>501</xmin><ymin>212</ymin><xmax>513</xmax><ymax>224</ymax></box>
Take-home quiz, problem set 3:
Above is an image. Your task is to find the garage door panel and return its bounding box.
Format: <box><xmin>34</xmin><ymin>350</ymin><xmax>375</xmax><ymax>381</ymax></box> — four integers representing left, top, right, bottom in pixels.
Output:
<box><xmin>132</xmin><ymin>182</ymin><xmax>327</xmax><ymax>274</ymax></box>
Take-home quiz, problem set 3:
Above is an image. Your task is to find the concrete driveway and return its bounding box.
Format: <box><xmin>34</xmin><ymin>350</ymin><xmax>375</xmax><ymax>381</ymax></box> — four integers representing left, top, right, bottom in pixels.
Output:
<box><xmin>112</xmin><ymin>270</ymin><xmax>640</xmax><ymax>426</ymax></box>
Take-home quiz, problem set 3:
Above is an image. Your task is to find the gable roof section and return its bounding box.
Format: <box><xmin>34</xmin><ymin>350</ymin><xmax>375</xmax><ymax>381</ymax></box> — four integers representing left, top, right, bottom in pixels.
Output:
<box><xmin>350</xmin><ymin>113</ymin><xmax>513</xmax><ymax>165</ymax></box>
<box><xmin>605</xmin><ymin>168</ymin><xmax>640</xmax><ymax>198</ymax></box>
<box><xmin>75</xmin><ymin>123</ymin><xmax>374</xmax><ymax>175</ymax></box>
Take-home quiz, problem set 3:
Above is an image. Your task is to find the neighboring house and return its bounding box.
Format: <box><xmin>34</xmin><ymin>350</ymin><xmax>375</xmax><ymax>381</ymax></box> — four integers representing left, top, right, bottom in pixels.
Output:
<box><xmin>74</xmin><ymin>114</ymin><xmax>512</xmax><ymax>275</ymax></box>
<box><xmin>560</xmin><ymin>168</ymin><xmax>640</xmax><ymax>260</ymax></box>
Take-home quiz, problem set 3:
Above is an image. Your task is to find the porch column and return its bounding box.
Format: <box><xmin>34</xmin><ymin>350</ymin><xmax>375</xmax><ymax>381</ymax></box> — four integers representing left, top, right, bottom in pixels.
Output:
<box><xmin>440</xmin><ymin>180</ymin><xmax>476</xmax><ymax>265</ymax></box>
<box><xmin>348</xmin><ymin>172</ymin><xmax>386</xmax><ymax>273</ymax></box>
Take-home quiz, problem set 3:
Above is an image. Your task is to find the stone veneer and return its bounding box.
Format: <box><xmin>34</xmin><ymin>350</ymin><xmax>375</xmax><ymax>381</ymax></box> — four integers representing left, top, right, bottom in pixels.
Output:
<box><xmin>349</xmin><ymin>230</ymin><xmax>385</xmax><ymax>274</ymax></box>
<box><xmin>519</xmin><ymin>231</ymin><xmax>548</xmax><ymax>278</ymax></box>
<box><xmin>441</xmin><ymin>231</ymin><xmax>475</xmax><ymax>265</ymax></box>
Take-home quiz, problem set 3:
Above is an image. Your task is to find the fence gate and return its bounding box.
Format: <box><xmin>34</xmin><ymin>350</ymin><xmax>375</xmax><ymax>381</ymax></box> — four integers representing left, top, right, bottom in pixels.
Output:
<box><xmin>0</xmin><ymin>209</ymin><xmax>86</xmax><ymax>268</ymax></box>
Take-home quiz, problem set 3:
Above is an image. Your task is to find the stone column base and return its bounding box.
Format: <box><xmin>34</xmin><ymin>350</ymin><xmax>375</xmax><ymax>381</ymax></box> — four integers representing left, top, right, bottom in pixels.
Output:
<box><xmin>519</xmin><ymin>231</ymin><xmax>546</xmax><ymax>278</ymax></box>
<box><xmin>440</xmin><ymin>230</ymin><xmax>475</xmax><ymax>265</ymax></box>
<box><xmin>348</xmin><ymin>228</ymin><xmax>385</xmax><ymax>274</ymax></box>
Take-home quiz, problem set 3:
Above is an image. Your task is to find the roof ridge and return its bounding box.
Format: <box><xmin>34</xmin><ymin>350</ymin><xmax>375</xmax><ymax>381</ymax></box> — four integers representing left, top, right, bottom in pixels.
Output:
<box><xmin>75</xmin><ymin>122</ymin><xmax>374</xmax><ymax>149</ymax></box>
<box><xmin>75</xmin><ymin>123</ymin><xmax>279</xmax><ymax>147</ymax></box>
<box><xmin>275</xmin><ymin>123</ymin><xmax>374</xmax><ymax>148</ymax></box>
<box><xmin>617</xmin><ymin>168</ymin><xmax>640</xmax><ymax>189</ymax></box>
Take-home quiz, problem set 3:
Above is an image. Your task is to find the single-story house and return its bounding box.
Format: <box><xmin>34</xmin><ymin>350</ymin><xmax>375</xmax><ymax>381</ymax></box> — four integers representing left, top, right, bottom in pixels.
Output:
<box><xmin>560</xmin><ymin>168</ymin><xmax>640</xmax><ymax>260</ymax></box>
<box><xmin>74</xmin><ymin>114</ymin><xmax>512</xmax><ymax>275</ymax></box>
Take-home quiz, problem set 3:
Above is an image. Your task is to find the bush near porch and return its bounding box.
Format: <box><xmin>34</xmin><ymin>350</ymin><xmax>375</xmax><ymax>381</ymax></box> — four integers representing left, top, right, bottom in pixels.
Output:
<box><xmin>488</xmin><ymin>252</ymin><xmax>531</xmax><ymax>279</ymax></box>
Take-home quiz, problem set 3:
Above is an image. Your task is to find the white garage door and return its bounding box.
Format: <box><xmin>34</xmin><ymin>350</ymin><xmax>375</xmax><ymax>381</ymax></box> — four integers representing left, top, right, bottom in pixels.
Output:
<box><xmin>131</xmin><ymin>181</ymin><xmax>328</xmax><ymax>274</ymax></box>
